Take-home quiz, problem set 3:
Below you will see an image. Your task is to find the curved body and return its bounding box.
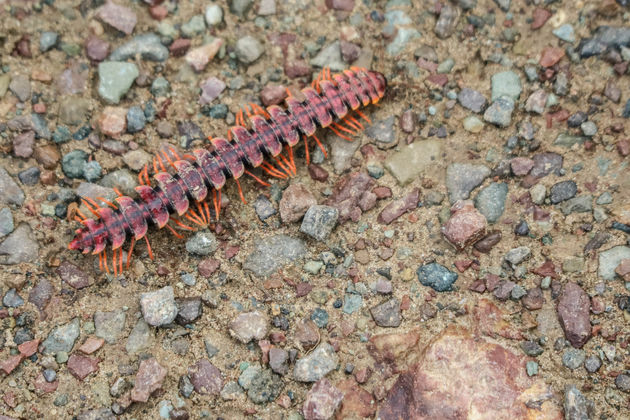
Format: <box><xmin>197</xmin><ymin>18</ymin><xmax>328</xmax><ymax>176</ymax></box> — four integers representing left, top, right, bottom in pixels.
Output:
<box><xmin>68</xmin><ymin>68</ymin><xmax>387</xmax><ymax>261</ymax></box>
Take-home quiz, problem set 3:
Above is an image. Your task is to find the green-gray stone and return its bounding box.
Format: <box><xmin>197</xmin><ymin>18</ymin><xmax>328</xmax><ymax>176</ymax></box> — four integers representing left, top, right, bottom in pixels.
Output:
<box><xmin>474</xmin><ymin>182</ymin><xmax>508</xmax><ymax>223</ymax></box>
<box><xmin>491</xmin><ymin>71</ymin><xmax>521</xmax><ymax>101</ymax></box>
<box><xmin>598</xmin><ymin>246</ymin><xmax>630</xmax><ymax>281</ymax></box>
<box><xmin>554</xmin><ymin>133</ymin><xmax>588</xmax><ymax>148</ymax></box>
<box><xmin>97</xmin><ymin>61</ymin><xmax>139</xmax><ymax>104</ymax></box>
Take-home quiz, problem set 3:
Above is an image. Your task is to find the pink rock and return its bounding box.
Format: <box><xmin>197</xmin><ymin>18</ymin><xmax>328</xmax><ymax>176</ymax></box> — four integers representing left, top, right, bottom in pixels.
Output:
<box><xmin>229</xmin><ymin>311</ymin><xmax>268</xmax><ymax>343</ymax></box>
<box><xmin>0</xmin><ymin>355</ymin><xmax>23</xmax><ymax>375</ymax></box>
<box><xmin>18</xmin><ymin>339</ymin><xmax>39</xmax><ymax>357</ymax></box>
<box><xmin>260</xmin><ymin>85</ymin><xmax>287</xmax><ymax>106</ymax></box>
<box><xmin>199</xmin><ymin>77</ymin><xmax>226</xmax><ymax>105</ymax></box>
<box><xmin>441</xmin><ymin>200</ymin><xmax>487</xmax><ymax>250</ymax></box>
<box><xmin>617</xmin><ymin>139</ymin><xmax>629</xmax><ymax>157</ymax></box>
<box><xmin>303</xmin><ymin>379</ymin><xmax>344</xmax><ymax>420</ymax></box>
<box><xmin>279</xmin><ymin>183</ymin><xmax>317</xmax><ymax>223</ymax></box>
<box><xmin>340</xmin><ymin>40</ymin><xmax>361</xmax><ymax>63</ymax></box>
<box><xmin>473</xmin><ymin>299</ymin><xmax>523</xmax><ymax>340</ymax></box>
<box><xmin>377</xmin><ymin>188</ymin><xmax>419</xmax><ymax>224</ymax></box>
<box><xmin>510</xmin><ymin>157</ymin><xmax>535</xmax><ymax>176</ymax></box>
<box><xmin>79</xmin><ymin>337</ymin><xmax>105</xmax><ymax>354</ymax></box>
<box><xmin>377</xmin><ymin>327</ymin><xmax>563</xmax><ymax>419</ymax></box>
<box><xmin>426</xmin><ymin>74</ymin><xmax>448</xmax><ymax>88</ymax></box>
<box><xmin>169</xmin><ymin>38</ymin><xmax>191</xmax><ymax>57</ymax></box>
<box><xmin>284</xmin><ymin>58</ymin><xmax>312</xmax><ymax>79</ymax></box>
<box><xmin>56</xmin><ymin>64</ymin><xmax>89</xmax><ymax>95</ymax></box>
<box><xmin>531</xmin><ymin>8</ymin><xmax>551</xmax><ymax>29</ymax></box>
<box><xmin>33</xmin><ymin>372</ymin><xmax>58</xmax><ymax>394</ymax></box>
<box><xmin>96</xmin><ymin>1</ymin><xmax>137</xmax><ymax>35</ymax></box>
<box><xmin>325</xmin><ymin>172</ymin><xmax>374</xmax><ymax>223</ymax></box>
<box><xmin>557</xmin><ymin>282</ymin><xmax>591</xmax><ymax>348</ymax></box>
<box><xmin>67</xmin><ymin>354</ymin><xmax>100</xmax><ymax>380</ymax></box>
<box><xmin>337</xmin><ymin>379</ymin><xmax>376</xmax><ymax>419</ymax></box>
<box><xmin>98</xmin><ymin>106</ymin><xmax>127</xmax><ymax>138</ymax></box>
<box><xmin>367</xmin><ymin>330</ymin><xmax>420</xmax><ymax>376</ymax></box>
<box><xmin>188</xmin><ymin>359</ymin><xmax>223</xmax><ymax>395</ymax></box>
<box><xmin>185</xmin><ymin>39</ymin><xmax>223</xmax><ymax>72</ymax></box>
<box><xmin>86</xmin><ymin>37</ymin><xmax>110</xmax><ymax>62</ymax></box>
<box><xmin>198</xmin><ymin>258</ymin><xmax>220</xmax><ymax>278</ymax></box>
<box><xmin>13</xmin><ymin>131</ymin><xmax>35</xmax><ymax>158</ymax></box>
<box><xmin>131</xmin><ymin>358</ymin><xmax>167</xmax><ymax>402</ymax></box>
<box><xmin>56</xmin><ymin>259</ymin><xmax>92</xmax><ymax>289</ymax></box>
<box><xmin>539</xmin><ymin>47</ymin><xmax>565</xmax><ymax>68</ymax></box>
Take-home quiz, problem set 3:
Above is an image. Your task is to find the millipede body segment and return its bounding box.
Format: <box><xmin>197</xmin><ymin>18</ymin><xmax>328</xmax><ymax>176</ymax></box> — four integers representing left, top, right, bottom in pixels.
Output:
<box><xmin>68</xmin><ymin>67</ymin><xmax>387</xmax><ymax>273</ymax></box>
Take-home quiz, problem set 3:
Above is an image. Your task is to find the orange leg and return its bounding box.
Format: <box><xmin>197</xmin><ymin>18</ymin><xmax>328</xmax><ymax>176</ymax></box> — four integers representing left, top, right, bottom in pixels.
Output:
<box><xmin>312</xmin><ymin>134</ymin><xmax>327</xmax><ymax>158</ymax></box>
<box><xmin>235</xmin><ymin>178</ymin><xmax>247</xmax><ymax>204</ymax></box>
<box><xmin>165</xmin><ymin>223</ymin><xmax>185</xmax><ymax>239</ymax></box>
<box><xmin>303</xmin><ymin>135</ymin><xmax>310</xmax><ymax>164</ymax></box>
<box><xmin>245</xmin><ymin>170</ymin><xmax>271</xmax><ymax>187</ymax></box>
<box><xmin>144</xmin><ymin>236</ymin><xmax>154</xmax><ymax>260</ymax></box>
<box><xmin>126</xmin><ymin>238</ymin><xmax>136</xmax><ymax>269</ymax></box>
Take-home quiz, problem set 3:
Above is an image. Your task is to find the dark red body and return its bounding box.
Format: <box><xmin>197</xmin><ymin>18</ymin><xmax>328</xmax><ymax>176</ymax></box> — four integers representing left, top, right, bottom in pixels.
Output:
<box><xmin>69</xmin><ymin>69</ymin><xmax>387</xmax><ymax>256</ymax></box>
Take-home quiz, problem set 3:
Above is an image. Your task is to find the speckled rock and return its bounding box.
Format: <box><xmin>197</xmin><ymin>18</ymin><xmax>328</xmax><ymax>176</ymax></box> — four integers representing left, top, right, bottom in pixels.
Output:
<box><xmin>303</xmin><ymin>379</ymin><xmax>344</xmax><ymax>420</ymax></box>
<box><xmin>41</xmin><ymin>318</ymin><xmax>80</xmax><ymax>354</ymax></box>
<box><xmin>185</xmin><ymin>39</ymin><xmax>223</xmax><ymax>72</ymax></box>
<box><xmin>140</xmin><ymin>286</ymin><xmax>178</xmax><ymax>327</ymax></box>
<box><xmin>294</xmin><ymin>343</ymin><xmax>338</xmax><ymax>382</ymax></box>
<box><xmin>598</xmin><ymin>246</ymin><xmax>630</xmax><ymax>280</ymax></box>
<box><xmin>0</xmin><ymin>167</ymin><xmax>25</xmax><ymax>207</ymax></box>
<box><xmin>0</xmin><ymin>224</ymin><xmax>39</xmax><ymax>264</ymax></box>
<box><xmin>188</xmin><ymin>359</ymin><xmax>223</xmax><ymax>395</ymax></box>
<box><xmin>417</xmin><ymin>262</ymin><xmax>458</xmax><ymax>292</ymax></box>
<box><xmin>446</xmin><ymin>163</ymin><xmax>490</xmax><ymax>203</ymax></box>
<box><xmin>229</xmin><ymin>311</ymin><xmax>268</xmax><ymax>343</ymax></box>
<box><xmin>243</xmin><ymin>235</ymin><xmax>307</xmax><ymax>277</ymax></box>
<box><xmin>235</xmin><ymin>36</ymin><xmax>264</xmax><ymax>64</ymax></box>
<box><xmin>300</xmin><ymin>205</ymin><xmax>339</xmax><ymax>241</ymax></box>
<box><xmin>474</xmin><ymin>182</ymin><xmax>508</xmax><ymax>223</ymax></box>
<box><xmin>185</xmin><ymin>231</ymin><xmax>218</xmax><ymax>256</ymax></box>
<box><xmin>557</xmin><ymin>282</ymin><xmax>591</xmax><ymax>348</ymax></box>
<box><xmin>131</xmin><ymin>358</ymin><xmax>167</xmax><ymax>402</ymax></box>
<box><xmin>94</xmin><ymin>311</ymin><xmax>126</xmax><ymax>344</ymax></box>
<box><xmin>279</xmin><ymin>183</ymin><xmax>317</xmax><ymax>223</ymax></box>
<box><xmin>442</xmin><ymin>200</ymin><xmax>487</xmax><ymax>249</ymax></box>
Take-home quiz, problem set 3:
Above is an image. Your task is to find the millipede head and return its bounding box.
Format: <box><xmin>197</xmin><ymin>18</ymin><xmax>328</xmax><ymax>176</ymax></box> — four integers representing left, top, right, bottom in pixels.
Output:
<box><xmin>68</xmin><ymin>226</ymin><xmax>93</xmax><ymax>254</ymax></box>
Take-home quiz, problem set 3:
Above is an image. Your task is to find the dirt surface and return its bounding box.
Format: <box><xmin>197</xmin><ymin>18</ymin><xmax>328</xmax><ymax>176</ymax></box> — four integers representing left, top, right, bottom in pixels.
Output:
<box><xmin>0</xmin><ymin>0</ymin><xmax>630</xmax><ymax>419</ymax></box>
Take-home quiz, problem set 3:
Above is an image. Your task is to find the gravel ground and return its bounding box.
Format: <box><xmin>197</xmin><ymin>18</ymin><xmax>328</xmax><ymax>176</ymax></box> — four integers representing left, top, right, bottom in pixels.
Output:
<box><xmin>1</xmin><ymin>0</ymin><xmax>630</xmax><ymax>419</ymax></box>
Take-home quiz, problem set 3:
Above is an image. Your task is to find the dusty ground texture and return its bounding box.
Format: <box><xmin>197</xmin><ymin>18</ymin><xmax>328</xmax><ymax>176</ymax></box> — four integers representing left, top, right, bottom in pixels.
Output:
<box><xmin>0</xmin><ymin>0</ymin><xmax>630</xmax><ymax>419</ymax></box>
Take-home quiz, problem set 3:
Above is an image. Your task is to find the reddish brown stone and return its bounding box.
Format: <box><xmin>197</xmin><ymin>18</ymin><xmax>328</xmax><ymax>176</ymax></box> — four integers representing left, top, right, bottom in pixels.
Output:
<box><xmin>539</xmin><ymin>47</ymin><xmax>565</xmax><ymax>67</ymax></box>
<box><xmin>79</xmin><ymin>337</ymin><xmax>105</xmax><ymax>354</ymax></box>
<box><xmin>33</xmin><ymin>145</ymin><xmax>61</xmax><ymax>170</ymax></box>
<box><xmin>169</xmin><ymin>39</ymin><xmax>191</xmax><ymax>56</ymax></box>
<box><xmin>367</xmin><ymin>330</ymin><xmax>420</xmax><ymax>377</ymax></box>
<box><xmin>531</xmin><ymin>8</ymin><xmax>551</xmax><ymax>29</ymax></box>
<box><xmin>67</xmin><ymin>354</ymin><xmax>100</xmax><ymax>380</ymax></box>
<box><xmin>86</xmin><ymin>37</ymin><xmax>110</xmax><ymax>62</ymax></box>
<box><xmin>295</xmin><ymin>282</ymin><xmax>313</xmax><ymax>297</ymax></box>
<box><xmin>0</xmin><ymin>355</ymin><xmax>23</xmax><ymax>375</ymax></box>
<box><xmin>15</xmin><ymin>36</ymin><xmax>32</xmax><ymax>58</ymax></box>
<box><xmin>337</xmin><ymin>379</ymin><xmax>376</xmax><ymax>419</ymax></box>
<box><xmin>473</xmin><ymin>299</ymin><xmax>523</xmax><ymax>340</ymax></box>
<box><xmin>377</xmin><ymin>188</ymin><xmax>419</xmax><ymax>225</ymax></box>
<box><xmin>522</xmin><ymin>287</ymin><xmax>544</xmax><ymax>310</ymax></box>
<box><xmin>303</xmin><ymin>379</ymin><xmax>344</xmax><ymax>420</ymax></box>
<box><xmin>557</xmin><ymin>282</ymin><xmax>591</xmax><ymax>348</ymax></box>
<box><xmin>442</xmin><ymin>200</ymin><xmax>487</xmax><ymax>250</ymax></box>
<box><xmin>373</xmin><ymin>186</ymin><xmax>392</xmax><ymax>199</ymax></box>
<box><xmin>96</xmin><ymin>1</ymin><xmax>137</xmax><ymax>35</ymax></box>
<box><xmin>617</xmin><ymin>140</ymin><xmax>630</xmax><ymax>157</ymax></box>
<box><xmin>377</xmin><ymin>327</ymin><xmax>562</xmax><ymax>419</ymax></box>
<box><xmin>308</xmin><ymin>163</ymin><xmax>329</xmax><ymax>182</ymax></box>
<box><xmin>340</xmin><ymin>40</ymin><xmax>361</xmax><ymax>63</ymax></box>
<box><xmin>13</xmin><ymin>131</ymin><xmax>35</xmax><ymax>158</ymax></box>
<box><xmin>325</xmin><ymin>172</ymin><xmax>374</xmax><ymax>223</ymax></box>
<box><xmin>454</xmin><ymin>260</ymin><xmax>472</xmax><ymax>272</ymax></box>
<box><xmin>426</xmin><ymin>74</ymin><xmax>448</xmax><ymax>88</ymax></box>
<box><xmin>279</xmin><ymin>183</ymin><xmax>317</xmax><ymax>223</ymax></box>
<box><xmin>295</xmin><ymin>319</ymin><xmax>320</xmax><ymax>350</ymax></box>
<box><xmin>18</xmin><ymin>339</ymin><xmax>39</xmax><ymax>357</ymax></box>
<box><xmin>325</xmin><ymin>0</ymin><xmax>355</xmax><ymax>11</ymax></box>
<box><xmin>188</xmin><ymin>359</ymin><xmax>223</xmax><ymax>395</ymax></box>
<box><xmin>198</xmin><ymin>258</ymin><xmax>220</xmax><ymax>277</ymax></box>
<box><xmin>98</xmin><ymin>106</ymin><xmax>127</xmax><ymax>138</ymax></box>
<box><xmin>531</xmin><ymin>260</ymin><xmax>559</xmax><ymax>279</ymax></box>
<box><xmin>33</xmin><ymin>372</ymin><xmax>58</xmax><ymax>394</ymax></box>
<box><xmin>131</xmin><ymin>358</ymin><xmax>167</xmax><ymax>402</ymax></box>
<box><xmin>510</xmin><ymin>157</ymin><xmax>534</xmax><ymax>176</ymax></box>
<box><xmin>56</xmin><ymin>260</ymin><xmax>92</xmax><ymax>289</ymax></box>
<box><xmin>149</xmin><ymin>5</ymin><xmax>168</xmax><ymax>20</ymax></box>
<box><xmin>354</xmin><ymin>367</ymin><xmax>371</xmax><ymax>384</ymax></box>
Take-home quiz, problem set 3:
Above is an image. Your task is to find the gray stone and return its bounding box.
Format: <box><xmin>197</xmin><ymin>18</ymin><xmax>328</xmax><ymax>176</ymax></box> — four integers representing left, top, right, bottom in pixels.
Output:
<box><xmin>243</xmin><ymin>235</ymin><xmax>307</xmax><ymax>277</ymax></box>
<box><xmin>0</xmin><ymin>224</ymin><xmax>39</xmax><ymax>264</ymax></box>
<box><xmin>311</xmin><ymin>41</ymin><xmax>346</xmax><ymax>72</ymax></box>
<box><xmin>491</xmin><ymin>71</ymin><xmax>521</xmax><ymax>101</ymax></box>
<box><xmin>493</xmin><ymin>0</ymin><xmax>510</xmax><ymax>11</ymax></box>
<box><xmin>483</xmin><ymin>97</ymin><xmax>515</xmax><ymax>127</ymax></box>
<box><xmin>550</xmin><ymin>180</ymin><xmax>577</xmax><ymax>204</ymax></box>
<box><xmin>181</xmin><ymin>15</ymin><xmax>206</xmax><ymax>38</ymax></box>
<box><xmin>553</xmin><ymin>24</ymin><xmax>575</xmax><ymax>43</ymax></box>
<box><xmin>254</xmin><ymin>195</ymin><xmax>276</xmax><ymax>220</ymax></box>
<box><xmin>94</xmin><ymin>310</ymin><xmax>126</xmax><ymax>344</ymax></box>
<box><xmin>458</xmin><ymin>88</ymin><xmax>487</xmax><ymax>113</ymax></box>
<box><xmin>504</xmin><ymin>246</ymin><xmax>531</xmax><ymax>266</ymax></box>
<box><xmin>229</xmin><ymin>0</ymin><xmax>254</xmax><ymax>18</ymax></box>
<box><xmin>140</xmin><ymin>286</ymin><xmax>178</xmax><ymax>327</ymax></box>
<box><xmin>329</xmin><ymin>133</ymin><xmax>361</xmax><ymax>174</ymax></box>
<box><xmin>560</xmin><ymin>195</ymin><xmax>592</xmax><ymax>215</ymax></box>
<box><xmin>108</xmin><ymin>34</ymin><xmax>169</xmax><ymax>62</ymax></box>
<box><xmin>300</xmin><ymin>205</ymin><xmax>339</xmax><ymax>241</ymax></box>
<box><xmin>0</xmin><ymin>207</ymin><xmax>14</xmax><ymax>238</ymax></box>
<box><xmin>386</xmin><ymin>28</ymin><xmax>421</xmax><ymax>56</ymax></box>
<box><xmin>343</xmin><ymin>294</ymin><xmax>362</xmax><ymax>314</ymax></box>
<box><xmin>40</xmin><ymin>31</ymin><xmax>59</xmax><ymax>52</ymax></box>
<box><xmin>205</xmin><ymin>4</ymin><xmax>224</xmax><ymax>25</ymax></box>
<box><xmin>3</xmin><ymin>289</ymin><xmax>24</xmax><ymax>307</ymax></box>
<box><xmin>235</xmin><ymin>36</ymin><xmax>264</xmax><ymax>64</ymax></box>
<box><xmin>434</xmin><ymin>3</ymin><xmax>459</xmax><ymax>39</ymax></box>
<box><xmin>62</xmin><ymin>150</ymin><xmax>89</xmax><ymax>179</ymax></box>
<box><xmin>9</xmin><ymin>75</ymin><xmax>31</xmax><ymax>102</ymax></box>
<box><xmin>384</xmin><ymin>140</ymin><xmax>442</xmax><ymax>186</ymax></box>
<box><xmin>370</xmin><ymin>298</ymin><xmax>401</xmax><ymax>327</ymax></box>
<box><xmin>42</xmin><ymin>318</ymin><xmax>80</xmax><ymax>354</ymax></box>
<box><xmin>97</xmin><ymin>62</ymin><xmax>139</xmax><ymax>104</ymax></box>
<box><xmin>229</xmin><ymin>311</ymin><xmax>268</xmax><ymax>343</ymax></box>
<box><xmin>562</xmin><ymin>349</ymin><xmax>586</xmax><ymax>370</ymax></box>
<box><xmin>126</xmin><ymin>106</ymin><xmax>146</xmax><ymax>133</ymax></box>
<box><xmin>598</xmin><ymin>246</ymin><xmax>630</xmax><ymax>281</ymax></box>
<box><xmin>554</xmin><ymin>133</ymin><xmax>588</xmax><ymax>148</ymax></box>
<box><xmin>126</xmin><ymin>320</ymin><xmax>153</xmax><ymax>354</ymax></box>
<box><xmin>474</xmin><ymin>182</ymin><xmax>508</xmax><ymax>223</ymax></box>
<box><xmin>294</xmin><ymin>343</ymin><xmax>338</xmax><ymax>382</ymax></box>
<box><xmin>446</xmin><ymin>163</ymin><xmax>490</xmax><ymax>203</ymax></box>
<box><xmin>584</xmin><ymin>355</ymin><xmax>601</xmax><ymax>373</ymax></box>
<box><xmin>185</xmin><ymin>230</ymin><xmax>218</xmax><ymax>256</ymax></box>
<box><xmin>564</xmin><ymin>385</ymin><xmax>590</xmax><ymax>420</ymax></box>
<box><xmin>365</xmin><ymin>116</ymin><xmax>396</xmax><ymax>148</ymax></box>
<box><xmin>0</xmin><ymin>168</ymin><xmax>25</xmax><ymax>207</ymax></box>
<box><xmin>247</xmin><ymin>369</ymin><xmax>284</xmax><ymax>404</ymax></box>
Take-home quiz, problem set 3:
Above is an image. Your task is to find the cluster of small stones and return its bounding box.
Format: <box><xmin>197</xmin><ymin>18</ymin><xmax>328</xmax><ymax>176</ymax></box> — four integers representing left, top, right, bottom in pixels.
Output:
<box><xmin>0</xmin><ymin>0</ymin><xmax>630</xmax><ymax>419</ymax></box>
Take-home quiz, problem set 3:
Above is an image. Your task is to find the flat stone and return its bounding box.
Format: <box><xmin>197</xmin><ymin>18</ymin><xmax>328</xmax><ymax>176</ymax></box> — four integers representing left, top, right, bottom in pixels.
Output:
<box><xmin>131</xmin><ymin>358</ymin><xmax>167</xmax><ymax>402</ymax></box>
<box><xmin>185</xmin><ymin>39</ymin><xmax>223</xmax><ymax>72</ymax></box>
<box><xmin>96</xmin><ymin>1</ymin><xmax>137</xmax><ymax>34</ymax></box>
<box><xmin>303</xmin><ymin>379</ymin><xmax>344</xmax><ymax>420</ymax></box>
<box><xmin>300</xmin><ymin>205</ymin><xmax>339</xmax><ymax>241</ymax></box>
<box><xmin>491</xmin><ymin>71</ymin><xmax>521</xmax><ymax>101</ymax></box>
<box><xmin>243</xmin><ymin>235</ymin><xmax>306</xmax><ymax>277</ymax></box>
<box><xmin>370</xmin><ymin>298</ymin><xmax>401</xmax><ymax>327</ymax></box>
<box><xmin>458</xmin><ymin>88</ymin><xmax>487</xmax><ymax>113</ymax></box>
<box><xmin>599</xmin><ymin>246</ymin><xmax>630</xmax><ymax>280</ymax></box>
<box><xmin>557</xmin><ymin>282</ymin><xmax>591</xmax><ymax>348</ymax></box>
<box><xmin>446</xmin><ymin>163</ymin><xmax>490</xmax><ymax>203</ymax></box>
<box><xmin>434</xmin><ymin>3</ymin><xmax>459</xmax><ymax>39</ymax></box>
<box><xmin>67</xmin><ymin>354</ymin><xmax>100</xmax><ymax>380</ymax></box>
<box><xmin>9</xmin><ymin>75</ymin><xmax>31</xmax><ymax>102</ymax></box>
<box><xmin>311</xmin><ymin>41</ymin><xmax>345</xmax><ymax>72</ymax></box>
<box><xmin>385</xmin><ymin>140</ymin><xmax>441</xmax><ymax>186</ymax></box>
<box><xmin>294</xmin><ymin>343</ymin><xmax>338</xmax><ymax>382</ymax></box>
<box><xmin>140</xmin><ymin>286</ymin><xmax>178</xmax><ymax>327</ymax></box>
<box><xmin>378</xmin><ymin>327</ymin><xmax>561</xmax><ymax>419</ymax></box>
<box><xmin>550</xmin><ymin>180</ymin><xmax>577</xmax><ymax>204</ymax></box>
<box><xmin>0</xmin><ymin>168</ymin><xmax>25</xmax><ymax>207</ymax></box>
<box><xmin>94</xmin><ymin>310</ymin><xmax>126</xmax><ymax>344</ymax></box>
<box><xmin>199</xmin><ymin>77</ymin><xmax>226</xmax><ymax>105</ymax></box>
<box><xmin>0</xmin><ymin>224</ymin><xmax>38</xmax><ymax>264</ymax></box>
<box><xmin>564</xmin><ymin>385</ymin><xmax>590</xmax><ymax>420</ymax></box>
<box><xmin>560</xmin><ymin>195</ymin><xmax>592</xmax><ymax>215</ymax></box>
<box><xmin>79</xmin><ymin>337</ymin><xmax>104</xmax><ymax>354</ymax></box>
<box><xmin>126</xmin><ymin>320</ymin><xmax>153</xmax><ymax>354</ymax></box>
<box><xmin>188</xmin><ymin>359</ymin><xmax>222</xmax><ymax>395</ymax></box>
<box><xmin>235</xmin><ymin>36</ymin><xmax>264</xmax><ymax>64</ymax></box>
<box><xmin>377</xmin><ymin>188</ymin><xmax>419</xmax><ymax>225</ymax></box>
<box><xmin>474</xmin><ymin>182</ymin><xmax>507</xmax><ymax>223</ymax></box>
<box><xmin>97</xmin><ymin>62</ymin><xmax>139</xmax><ymax>104</ymax></box>
<box><xmin>554</xmin><ymin>133</ymin><xmax>588</xmax><ymax>148</ymax></box>
<box><xmin>229</xmin><ymin>311</ymin><xmax>268</xmax><ymax>343</ymax></box>
<box><xmin>280</xmin><ymin>183</ymin><xmax>317</xmax><ymax>223</ymax></box>
<box><xmin>185</xmin><ymin>230</ymin><xmax>218</xmax><ymax>256</ymax></box>
<box><xmin>365</xmin><ymin>116</ymin><xmax>396</xmax><ymax>149</ymax></box>
<box><xmin>484</xmin><ymin>97</ymin><xmax>515</xmax><ymax>127</ymax></box>
<box><xmin>442</xmin><ymin>200</ymin><xmax>487</xmax><ymax>249</ymax></box>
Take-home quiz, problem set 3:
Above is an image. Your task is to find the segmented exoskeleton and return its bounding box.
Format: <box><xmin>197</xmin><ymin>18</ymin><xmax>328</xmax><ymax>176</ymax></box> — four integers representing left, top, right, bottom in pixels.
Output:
<box><xmin>68</xmin><ymin>67</ymin><xmax>387</xmax><ymax>273</ymax></box>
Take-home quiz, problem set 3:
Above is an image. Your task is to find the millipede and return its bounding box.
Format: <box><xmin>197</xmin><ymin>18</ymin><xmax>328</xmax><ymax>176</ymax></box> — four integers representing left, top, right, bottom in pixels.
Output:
<box><xmin>68</xmin><ymin>66</ymin><xmax>387</xmax><ymax>274</ymax></box>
